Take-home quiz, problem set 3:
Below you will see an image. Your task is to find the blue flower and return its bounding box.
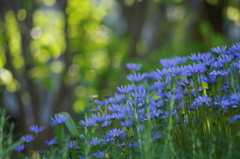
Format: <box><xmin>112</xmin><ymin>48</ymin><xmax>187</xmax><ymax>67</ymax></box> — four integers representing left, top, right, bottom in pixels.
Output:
<box><xmin>159</xmin><ymin>56</ymin><xmax>187</xmax><ymax>68</ymax></box>
<box><xmin>219</xmin><ymin>99</ymin><xmax>230</xmax><ymax>110</ymax></box>
<box><xmin>133</xmin><ymin>86</ymin><xmax>146</xmax><ymax>97</ymax></box>
<box><xmin>170</xmin><ymin>66</ymin><xmax>185</xmax><ymax>76</ymax></box>
<box><xmin>198</xmin><ymin>88</ymin><xmax>204</xmax><ymax>92</ymax></box>
<box><xmin>106</xmin><ymin>128</ymin><xmax>125</xmax><ymax>138</ymax></box>
<box><xmin>75</xmin><ymin>146</ymin><xmax>80</xmax><ymax>151</ymax></box>
<box><xmin>94</xmin><ymin>100</ymin><xmax>109</xmax><ymax>106</ymax></box>
<box><xmin>232</xmin><ymin>105</ymin><xmax>238</xmax><ymax>109</ymax></box>
<box><xmin>151</xmin><ymin>110</ymin><xmax>164</xmax><ymax>118</ymax></box>
<box><xmin>120</xmin><ymin>119</ymin><xmax>134</xmax><ymax>127</ymax></box>
<box><xmin>91</xmin><ymin>105</ymin><xmax>101</xmax><ymax>112</ymax></box>
<box><xmin>91</xmin><ymin>150</ymin><xmax>107</xmax><ymax>158</ymax></box>
<box><xmin>117</xmin><ymin>84</ymin><xmax>135</xmax><ymax>94</ymax></box>
<box><xmin>232</xmin><ymin>42</ymin><xmax>240</xmax><ymax>52</ymax></box>
<box><xmin>39</xmin><ymin>151</ymin><xmax>44</xmax><ymax>155</ymax></box>
<box><xmin>188</xmin><ymin>53</ymin><xmax>203</xmax><ymax>61</ymax></box>
<box><xmin>152</xmin><ymin>131</ymin><xmax>162</xmax><ymax>142</ymax></box>
<box><xmin>157</xmin><ymin>90</ymin><xmax>168</xmax><ymax>98</ymax></box>
<box><xmin>29</xmin><ymin>125</ymin><xmax>45</xmax><ymax>133</ymax></box>
<box><xmin>136</xmin><ymin>125</ymin><xmax>144</xmax><ymax>132</ymax></box>
<box><xmin>197</xmin><ymin>95</ymin><xmax>212</xmax><ymax>104</ymax></box>
<box><xmin>92</xmin><ymin>112</ymin><xmax>110</xmax><ymax>122</ymax></box>
<box><xmin>108</xmin><ymin>93</ymin><xmax>126</xmax><ymax>104</ymax></box>
<box><xmin>227</xmin><ymin>48</ymin><xmax>238</xmax><ymax>58</ymax></box>
<box><xmin>137</xmin><ymin>99</ymin><xmax>145</xmax><ymax>108</ymax></box>
<box><xmin>211</xmin><ymin>61</ymin><xmax>224</xmax><ymax>68</ymax></box>
<box><xmin>150</xmin><ymin>99</ymin><xmax>164</xmax><ymax>110</ymax></box>
<box><xmin>210</xmin><ymin>45</ymin><xmax>227</xmax><ymax>54</ymax></box>
<box><xmin>159</xmin><ymin>58</ymin><xmax>177</xmax><ymax>68</ymax></box>
<box><xmin>108</xmin><ymin>104</ymin><xmax>126</xmax><ymax>113</ymax></box>
<box><xmin>229</xmin><ymin>119</ymin><xmax>234</xmax><ymax>124</ymax></box>
<box><xmin>184</xmin><ymin>63</ymin><xmax>207</xmax><ymax>76</ymax></box>
<box><xmin>231</xmin><ymin>92</ymin><xmax>240</xmax><ymax>102</ymax></box>
<box><xmin>80</xmin><ymin>118</ymin><xmax>97</xmax><ymax>127</ymax></box>
<box><xmin>167</xmin><ymin>91</ymin><xmax>183</xmax><ymax>100</ymax></box>
<box><xmin>199</xmin><ymin>76</ymin><xmax>216</xmax><ymax>84</ymax></box>
<box><xmin>22</xmin><ymin>134</ymin><xmax>35</xmax><ymax>143</ymax></box>
<box><xmin>230</xmin><ymin>115</ymin><xmax>240</xmax><ymax>124</ymax></box>
<box><xmin>118</xmin><ymin>142</ymin><xmax>127</xmax><ymax>148</ymax></box>
<box><xmin>217</xmin><ymin>55</ymin><xmax>234</xmax><ymax>64</ymax></box>
<box><xmin>90</xmin><ymin>137</ymin><xmax>103</xmax><ymax>146</ymax></box>
<box><xmin>192</xmin><ymin>100</ymin><xmax>202</xmax><ymax>108</ymax></box>
<box><xmin>156</xmin><ymin>68</ymin><xmax>170</xmax><ymax>77</ymax></box>
<box><xmin>153</xmin><ymin>81</ymin><xmax>165</xmax><ymax>89</ymax></box>
<box><xmin>101</xmin><ymin>120</ymin><xmax>112</xmax><ymax>128</ymax></box>
<box><xmin>209</xmin><ymin>70</ymin><xmax>229</xmax><ymax>76</ymax></box>
<box><xmin>14</xmin><ymin>144</ymin><xmax>25</xmax><ymax>152</ymax></box>
<box><xmin>126</xmin><ymin>63</ymin><xmax>142</xmax><ymax>71</ymax></box>
<box><xmin>232</xmin><ymin>61</ymin><xmax>240</xmax><ymax>69</ymax></box>
<box><xmin>103</xmin><ymin>137</ymin><xmax>115</xmax><ymax>144</ymax></box>
<box><xmin>46</xmin><ymin>137</ymin><xmax>58</xmax><ymax>146</ymax></box>
<box><xmin>200</xmin><ymin>53</ymin><xmax>215</xmax><ymax>66</ymax></box>
<box><xmin>188</xmin><ymin>106</ymin><xmax>194</xmax><ymax>110</ymax></box>
<box><xmin>175</xmin><ymin>114</ymin><xmax>180</xmax><ymax>123</ymax></box>
<box><xmin>162</xmin><ymin>115</ymin><xmax>168</xmax><ymax>119</ymax></box>
<box><xmin>68</xmin><ymin>141</ymin><xmax>76</xmax><ymax>149</ymax></box>
<box><xmin>174</xmin><ymin>56</ymin><xmax>188</xmax><ymax>65</ymax></box>
<box><xmin>126</xmin><ymin>73</ymin><xmax>144</xmax><ymax>82</ymax></box>
<box><xmin>143</xmin><ymin>71</ymin><xmax>160</xmax><ymax>80</ymax></box>
<box><xmin>51</xmin><ymin>114</ymin><xmax>68</xmax><ymax>126</ymax></box>
<box><xmin>111</xmin><ymin>112</ymin><xmax>126</xmax><ymax>120</ymax></box>
<box><xmin>128</xmin><ymin>142</ymin><xmax>139</xmax><ymax>149</ymax></box>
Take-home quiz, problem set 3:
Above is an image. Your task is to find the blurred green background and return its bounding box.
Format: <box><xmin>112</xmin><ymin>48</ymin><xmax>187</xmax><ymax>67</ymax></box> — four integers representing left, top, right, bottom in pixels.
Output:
<box><xmin>0</xmin><ymin>0</ymin><xmax>240</xmax><ymax>143</ymax></box>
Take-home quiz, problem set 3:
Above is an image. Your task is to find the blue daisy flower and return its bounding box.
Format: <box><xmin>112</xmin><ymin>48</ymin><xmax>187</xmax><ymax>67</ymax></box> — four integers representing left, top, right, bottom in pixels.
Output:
<box><xmin>90</xmin><ymin>137</ymin><xmax>103</xmax><ymax>146</ymax></box>
<box><xmin>14</xmin><ymin>144</ymin><xmax>25</xmax><ymax>152</ymax></box>
<box><xmin>106</xmin><ymin>128</ymin><xmax>125</xmax><ymax>138</ymax></box>
<box><xmin>126</xmin><ymin>73</ymin><xmax>144</xmax><ymax>82</ymax></box>
<box><xmin>91</xmin><ymin>150</ymin><xmax>107</xmax><ymax>158</ymax></box>
<box><xmin>210</xmin><ymin>45</ymin><xmax>227</xmax><ymax>54</ymax></box>
<box><xmin>92</xmin><ymin>112</ymin><xmax>110</xmax><ymax>122</ymax></box>
<box><xmin>45</xmin><ymin>137</ymin><xmax>58</xmax><ymax>146</ymax></box>
<box><xmin>117</xmin><ymin>84</ymin><xmax>135</xmax><ymax>94</ymax></box>
<box><xmin>29</xmin><ymin>125</ymin><xmax>44</xmax><ymax>133</ymax></box>
<box><xmin>101</xmin><ymin>120</ymin><xmax>112</xmax><ymax>128</ymax></box>
<box><xmin>21</xmin><ymin>134</ymin><xmax>35</xmax><ymax>143</ymax></box>
<box><xmin>80</xmin><ymin>118</ymin><xmax>97</xmax><ymax>127</ymax></box>
<box><xmin>200</xmin><ymin>53</ymin><xmax>215</xmax><ymax>66</ymax></box>
<box><xmin>188</xmin><ymin>53</ymin><xmax>203</xmax><ymax>61</ymax></box>
<box><xmin>51</xmin><ymin>114</ymin><xmax>68</xmax><ymax>126</ymax></box>
<box><xmin>120</xmin><ymin>119</ymin><xmax>134</xmax><ymax>127</ymax></box>
<box><xmin>126</xmin><ymin>63</ymin><xmax>142</xmax><ymax>71</ymax></box>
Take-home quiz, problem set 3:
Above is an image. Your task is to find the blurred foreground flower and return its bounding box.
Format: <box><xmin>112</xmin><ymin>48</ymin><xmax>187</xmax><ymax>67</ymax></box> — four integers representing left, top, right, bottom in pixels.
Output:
<box><xmin>29</xmin><ymin>125</ymin><xmax>45</xmax><ymax>133</ymax></box>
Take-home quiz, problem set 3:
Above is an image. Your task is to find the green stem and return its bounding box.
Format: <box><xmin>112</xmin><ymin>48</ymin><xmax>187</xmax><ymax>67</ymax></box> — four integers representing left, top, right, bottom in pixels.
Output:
<box><xmin>0</xmin><ymin>109</ymin><xmax>7</xmax><ymax>157</ymax></box>
<box><xmin>35</xmin><ymin>133</ymin><xmax>39</xmax><ymax>155</ymax></box>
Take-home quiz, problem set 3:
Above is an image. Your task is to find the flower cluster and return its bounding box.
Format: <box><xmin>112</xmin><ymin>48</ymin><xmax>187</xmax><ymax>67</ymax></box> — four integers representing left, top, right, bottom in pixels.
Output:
<box><xmin>14</xmin><ymin>114</ymin><xmax>69</xmax><ymax>157</ymax></box>
<box><xmin>76</xmin><ymin>42</ymin><xmax>240</xmax><ymax>158</ymax></box>
<box><xmin>15</xmin><ymin>42</ymin><xmax>240</xmax><ymax>158</ymax></box>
